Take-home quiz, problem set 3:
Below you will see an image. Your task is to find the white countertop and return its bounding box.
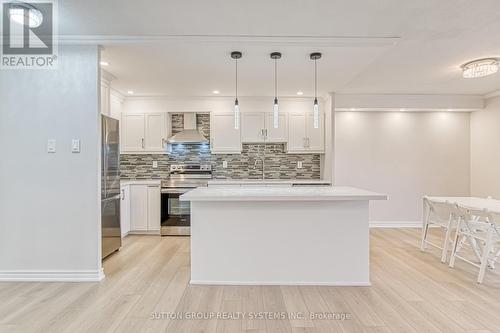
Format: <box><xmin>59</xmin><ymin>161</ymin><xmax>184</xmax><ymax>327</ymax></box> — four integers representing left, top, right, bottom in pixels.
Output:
<box><xmin>208</xmin><ymin>179</ymin><xmax>331</xmax><ymax>186</ymax></box>
<box><xmin>180</xmin><ymin>186</ymin><xmax>387</xmax><ymax>202</ymax></box>
<box><xmin>120</xmin><ymin>180</ymin><xmax>161</xmax><ymax>186</ymax></box>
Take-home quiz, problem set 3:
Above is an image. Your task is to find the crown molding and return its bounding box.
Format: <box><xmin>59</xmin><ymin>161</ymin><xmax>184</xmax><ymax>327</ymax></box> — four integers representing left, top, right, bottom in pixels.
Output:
<box><xmin>57</xmin><ymin>35</ymin><xmax>400</xmax><ymax>47</ymax></box>
<box><xmin>483</xmin><ymin>90</ymin><xmax>500</xmax><ymax>99</ymax></box>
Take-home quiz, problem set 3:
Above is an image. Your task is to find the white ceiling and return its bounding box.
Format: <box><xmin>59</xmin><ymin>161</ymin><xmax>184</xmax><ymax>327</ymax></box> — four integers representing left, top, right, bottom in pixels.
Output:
<box><xmin>59</xmin><ymin>0</ymin><xmax>500</xmax><ymax>97</ymax></box>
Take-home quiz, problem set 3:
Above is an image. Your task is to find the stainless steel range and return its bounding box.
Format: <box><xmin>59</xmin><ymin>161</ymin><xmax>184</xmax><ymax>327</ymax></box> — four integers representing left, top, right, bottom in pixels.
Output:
<box><xmin>160</xmin><ymin>164</ymin><xmax>212</xmax><ymax>236</ymax></box>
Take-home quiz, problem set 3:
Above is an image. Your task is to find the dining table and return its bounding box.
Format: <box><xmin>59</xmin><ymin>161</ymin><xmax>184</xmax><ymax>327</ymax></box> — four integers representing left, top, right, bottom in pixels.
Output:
<box><xmin>425</xmin><ymin>196</ymin><xmax>500</xmax><ymax>214</ymax></box>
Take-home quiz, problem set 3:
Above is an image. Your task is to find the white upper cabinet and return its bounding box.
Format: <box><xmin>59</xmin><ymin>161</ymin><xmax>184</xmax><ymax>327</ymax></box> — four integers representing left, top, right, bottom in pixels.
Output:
<box><xmin>241</xmin><ymin>112</ymin><xmax>287</xmax><ymax>143</ymax></box>
<box><xmin>241</xmin><ymin>112</ymin><xmax>265</xmax><ymax>142</ymax></box>
<box><xmin>306</xmin><ymin>112</ymin><xmax>325</xmax><ymax>152</ymax></box>
<box><xmin>287</xmin><ymin>111</ymin><xmax>324</xmax><ymax>153</ymax></box>
<box><xmin>210</xmin><ymin>112</ymin><xmax>241</xmax><ymax>153</ymax></box>
<box><xmin>145</xmin><ymin>113</ymin><xmax>166</xmax><ymax>151</ymax></box>
<box><xmin>121</xmin><ymin>113</ymin><xmax>170</xmax><ymax>153</ymax></box>
<box><xmin>121</xmin><ymin>114</ymin><xmax>145</xmax><ymax>152</ymax></box>
<box><xmin>265</xmin><ymin>112</ymin><xmax>287</xmax><ymax>142</ymax></box>
<box><xmin>288</xmin><ymin>112</ymin><xmax>308</xmax><ymax>152</ymax></box>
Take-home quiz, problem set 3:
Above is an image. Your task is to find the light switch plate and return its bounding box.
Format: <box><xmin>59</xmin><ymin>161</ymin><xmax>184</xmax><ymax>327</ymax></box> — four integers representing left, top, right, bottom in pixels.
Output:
<box><xmin>297</xmin><ymin>161</ymin><xmax>303</xmax><ymax>169</ymax></box>
<box><xmin>71</xmin><ymin>139</ymin><xmax>80</xmax><ymax>153</ymax></box>
<box><xmin>222</xmin><ymin>161</ymin><xmax>228</xmax><ymax>169</ymax></box>
<box><xmin>152</xmin><ymin>161</ymin><xmax>158</xmax><ymax>168</ymax></box>
<box><xmin>47</xmin><ymin>139</ymin><xmax>56</xmax><ymax>153</ymax></box>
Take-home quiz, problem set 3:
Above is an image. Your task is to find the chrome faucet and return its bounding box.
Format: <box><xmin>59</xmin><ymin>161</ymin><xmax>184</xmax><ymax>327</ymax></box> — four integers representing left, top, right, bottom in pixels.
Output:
<box><xmin>254</xmin><ymin>155</ymin><xmax>265</xmax><ymax>180</ymax></box>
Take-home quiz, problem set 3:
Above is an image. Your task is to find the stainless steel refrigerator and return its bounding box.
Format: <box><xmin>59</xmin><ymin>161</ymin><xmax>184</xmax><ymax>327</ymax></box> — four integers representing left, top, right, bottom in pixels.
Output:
<box><xmin>101</xmin><ymin>115</ymin><xmax>122</xmax><ymax>259</ymax></box>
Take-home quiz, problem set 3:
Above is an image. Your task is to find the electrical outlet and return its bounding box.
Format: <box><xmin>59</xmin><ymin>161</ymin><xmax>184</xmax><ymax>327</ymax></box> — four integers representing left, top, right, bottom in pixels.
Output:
<box><xmin>297</xmin><ymin>161</ymin><xmax>303</xmax><ymax>169</ymax></box>
<box><xmin>222</xmin><ymin>161</ymin><xmax>228</xmax><ymax>169</ymax></box>
<box><xmin>47</xmin><ymin>139</ymin><xmax>56</xmax><ymax>153</ymax></box>
<box><xmin>152</xmin><ymin>161</ymin><xmax>158</xmax><ymax>168</ymax></box>
<box><xmin>71</xmin><ymin>139</ymin><xmax>80</xmax><ymax>153</ymax></box>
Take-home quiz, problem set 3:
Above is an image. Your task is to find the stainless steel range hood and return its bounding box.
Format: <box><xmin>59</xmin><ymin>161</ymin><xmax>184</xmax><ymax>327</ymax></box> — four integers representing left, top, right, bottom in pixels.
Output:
<box><xmin>167</xmin><ymin>113</ymin><xmax>208</xmax><ymax>144</ymax></box>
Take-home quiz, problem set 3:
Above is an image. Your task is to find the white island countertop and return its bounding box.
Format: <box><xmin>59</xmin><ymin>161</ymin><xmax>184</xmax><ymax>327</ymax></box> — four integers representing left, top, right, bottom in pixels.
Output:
<box><xmin>181</xmin><ymin>186</ymin><xmax>387</xmax><ymax>202</ymax></box>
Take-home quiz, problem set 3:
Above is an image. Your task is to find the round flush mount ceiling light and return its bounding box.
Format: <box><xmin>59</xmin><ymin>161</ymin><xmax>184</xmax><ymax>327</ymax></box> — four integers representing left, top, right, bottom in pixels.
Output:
<box><xmin>212</xmin><ymin>90</ymin><xmax>220</xmax><ymax>94</ymax></box>
<box><xmin>127</xmin><ymin>90</ymin><xmax>134</xmax><ymax>95</ymax></box>
<box><xmin>100</xmin><ymin>61</ymin><xmax>109</xmax><ymax>66</ymax></box>
<box><xmin>9</xmin><ymin>3</ymin><xmax>43</xmax><ymax>28</ymax></box>
<box><xmin>296</xmin><ymin>91</ymin><xmax>304</xmax><ymax>95</ymax></box>
<box><xmin>461</xmin><ymin>58</ymin><xmax>499</xmax><ymax>78</ymax></box>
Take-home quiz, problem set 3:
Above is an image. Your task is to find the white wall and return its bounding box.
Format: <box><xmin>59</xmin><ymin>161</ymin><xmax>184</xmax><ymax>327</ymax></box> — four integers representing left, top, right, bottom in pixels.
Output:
<box><xmin>335</xmin><ymin>112</ymin><xmax>471</xmax><ymax>225</ymax></box>
<box><xmin>471</xmin><ymin>96</ymin><xmax>500</xmax><ymax>199</ymax></box>
<box><xmin>0</xmin><ymin>46</ymin><xmax>102</xmax><ymax>281</ymax></box>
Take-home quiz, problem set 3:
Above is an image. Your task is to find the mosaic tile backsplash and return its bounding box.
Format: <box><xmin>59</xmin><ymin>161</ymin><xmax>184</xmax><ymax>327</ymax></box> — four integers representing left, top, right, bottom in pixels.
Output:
<box><xmin>120</xmin><ymin>113</ymin><xmax>321</xmax><ymax>180</ymax></box>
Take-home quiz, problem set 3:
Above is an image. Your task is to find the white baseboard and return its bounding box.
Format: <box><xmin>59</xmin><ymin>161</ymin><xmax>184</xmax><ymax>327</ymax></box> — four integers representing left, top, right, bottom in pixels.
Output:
<box><xmin>128</xmin><ymin>230</ymin><xmax>160</xmax><ymax>235</ymax></box>
<box><xmin>370</xmin><ymin>221</ymin><xmax>422</xmax><ymax>228</ymax></box>
<box><xmin>190</xmin><ymin>280</ymin><xmax>371</xmax><ymax>286</ymax></box>
<box><xmin>0</xmin><ymin>268</ymin><xmax>105</xmax><ymax>282</ymax></box>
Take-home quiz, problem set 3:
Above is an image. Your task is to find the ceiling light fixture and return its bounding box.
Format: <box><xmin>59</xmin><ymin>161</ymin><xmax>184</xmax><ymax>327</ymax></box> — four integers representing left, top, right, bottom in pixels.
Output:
<box><xmin>310</xmin><ymin>52</ymin><xmax>322</xmax><ymax>129</ymax></box>
<box><xmin>9</xmin><ymin>3</ymin><xmax>43</xmax><ymax>28</ymax></box>
<box><xmin>461</xmin><ymin>58</ymin><xmax>499</xmax><ymax>78</ymax></box>
<box><xmin>297</xmin><ymin>91</ymin><xmax>304</xmax><ymax>95</ymax></box>
<box><xmin>100</xmin><ymin>61</ymin><xmax>109</xmax><ymax>66</ymax></box>
<box><xmin>271</xmin><ymin>52</ymin><xmax>282</xmax><ymax>129</ymax></box>
<box><xmin>127</xmin><ymin>90</ymin><xmax>134</xmax><ymax>95</ymax></box>
<box><xmin>231</xmin><ymin>51</ymin><xmax>242</xmax><ymax>129</ymax></box>
<box><xmin>212</xmin><ymin>90</ymin><xmax>220</xmax><ymax>94</ymax></box>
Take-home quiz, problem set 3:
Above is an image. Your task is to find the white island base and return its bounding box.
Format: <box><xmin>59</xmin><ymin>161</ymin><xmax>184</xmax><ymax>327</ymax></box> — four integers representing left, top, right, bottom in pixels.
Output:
<box><xmin>181</xmin><ymin>186</ymin><xmax>387</xmax><ymax>286</ymax></box>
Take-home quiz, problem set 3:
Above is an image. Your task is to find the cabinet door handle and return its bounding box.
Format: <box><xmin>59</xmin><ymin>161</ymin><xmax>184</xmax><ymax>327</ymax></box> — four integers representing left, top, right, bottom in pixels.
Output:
<box><xmin>141</xmin><ymin>138</ymin><xmax>145</xmax><ymax>149</ymax></box>
<box><xmin>121</xmin><ymin>189</ymin><xmax>125</xmax><ymax>200</ymax></box>
<box><xmin>161</xmin><ymin>138</ymin><xmax>165</xmax><ymax>148</ymax></box>
<box><xmin>265</xmin><ymin>129</ymin><xmax>268</xmax><ymax>138</ymax></box>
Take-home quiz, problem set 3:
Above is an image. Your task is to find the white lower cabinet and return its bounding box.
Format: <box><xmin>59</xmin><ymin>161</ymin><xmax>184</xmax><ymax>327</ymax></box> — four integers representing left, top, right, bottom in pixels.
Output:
<box><xmin>120</xmin><ymin>185</ymin><xmax>131</xmax><ymax>237</ymax></box>
<box><xmin>128</xmin><ymin>183</ymin><xmax>161</xmax><ymax>234</ymax></box>
<box><xmin>146</xmin><ymin>185</ymin><xmax>161</xmax><ymax>231</ymax></box>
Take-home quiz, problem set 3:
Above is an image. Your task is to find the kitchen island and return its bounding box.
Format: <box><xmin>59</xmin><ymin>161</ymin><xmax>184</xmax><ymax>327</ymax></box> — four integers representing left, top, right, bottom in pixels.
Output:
<box><xmin>181</xmin><ymin>186</ymin><xmax>387</xmax><ymax>286</ymax></box>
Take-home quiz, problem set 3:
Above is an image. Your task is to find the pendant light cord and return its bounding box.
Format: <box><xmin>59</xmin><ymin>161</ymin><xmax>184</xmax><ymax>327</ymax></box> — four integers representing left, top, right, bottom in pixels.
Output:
<box><xmin>235</xmin><ymin>58</ymin><xmax>238</xmax><ymax>100</ymax></box>
<box><xmin>274</xmin><ymin>58</ymin><xmax>278</xmax><ymax>100</ymax></box>
<box><xmin>314</xmin><ymin>59</ymin><xmax>317</xmax><ymax>99</ymax></box>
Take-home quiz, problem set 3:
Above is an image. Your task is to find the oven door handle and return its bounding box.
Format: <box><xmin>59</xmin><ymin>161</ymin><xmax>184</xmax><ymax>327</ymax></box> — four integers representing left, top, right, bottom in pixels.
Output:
<box><xmin>161</xmin><ymin>188</ymin><xmax>193</xmax><ymax>194</ymax></box>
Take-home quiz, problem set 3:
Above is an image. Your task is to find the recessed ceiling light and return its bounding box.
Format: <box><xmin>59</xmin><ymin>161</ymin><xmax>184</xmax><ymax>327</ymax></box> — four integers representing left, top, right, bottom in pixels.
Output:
<box><xmin>462</xmin><ymin>58</ymin><xmax>499</xmax><ymax>78</ymax></box>
<box><xmin>350</xmin><ymin>108</ymin><xmax>357</xmax><ymax>111</ymax></box>
<box><xmin>400</xmin><ymin>108</ymin><xmax>406</xmax><ymax>111</ymax></box>
<box><xmin>296</xmin><ymin>91</ymin><xmax>304</xmax><ymax>95</ymax></box>
<box><xmin>100</xmin><ymin>61</ymin><xmax>109</xmax><ymax>66</ymax></box>
<box><xmin>212</xmin><ymin>90</ymin><xmax>220</xmax><ymax>94</ymax></box>
<box><xmin>127</xmin><ymin>90</ymin><xmax>134</xmax><ymax>95</ymax></box>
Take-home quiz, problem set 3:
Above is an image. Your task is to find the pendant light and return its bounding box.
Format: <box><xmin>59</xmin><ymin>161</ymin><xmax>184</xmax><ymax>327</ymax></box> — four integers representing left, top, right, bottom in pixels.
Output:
<box><xmin>310</xmin><ymin>52</ymin><xmax>322</xmax><ymax>129</ymax></box>
<box><xmin>270</xmin><ymin>52</ymin><xmax>282</xmax><ymax>129</ymax></box>
<box><xmin>231</xmin><ymin>51</ymin><xmax>242</xmax><ymax>129</ymax></box>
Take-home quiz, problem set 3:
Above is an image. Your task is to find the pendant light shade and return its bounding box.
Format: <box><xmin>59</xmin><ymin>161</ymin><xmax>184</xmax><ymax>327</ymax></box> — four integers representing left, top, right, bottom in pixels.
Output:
<box><xmin>231</xmin><ymin>51</ymin><xmax>242</xmax><ymax>129</ymax></box>
<box><xmin>310</xmin><ymin>52</ymin><xmax>322</xmax><ymax>129</ymax></box>
<box><xmin>271</xmin><ymin>52</ymin><xmax>282</xmax><ymax>129</ymax></box>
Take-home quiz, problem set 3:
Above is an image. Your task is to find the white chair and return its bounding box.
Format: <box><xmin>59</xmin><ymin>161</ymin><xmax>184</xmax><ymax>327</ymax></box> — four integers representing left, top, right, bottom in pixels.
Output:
<box><xmin>421</xmin><ymin>197</ymin><xmax>456</xmax><ymax>263</ymax></box>
<box><xmin>449</xmin><ymin>206</ymin><xmax>500</xmax><ymax>283</ymax></box>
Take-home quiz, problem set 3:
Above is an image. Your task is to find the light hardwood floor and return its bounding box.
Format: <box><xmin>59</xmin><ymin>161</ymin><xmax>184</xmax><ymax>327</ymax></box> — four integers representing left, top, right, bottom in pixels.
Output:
<box><xmin>1</xmin><ymin>228</ymin><xmax>500</xmax><ymax>333</ymax></box>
